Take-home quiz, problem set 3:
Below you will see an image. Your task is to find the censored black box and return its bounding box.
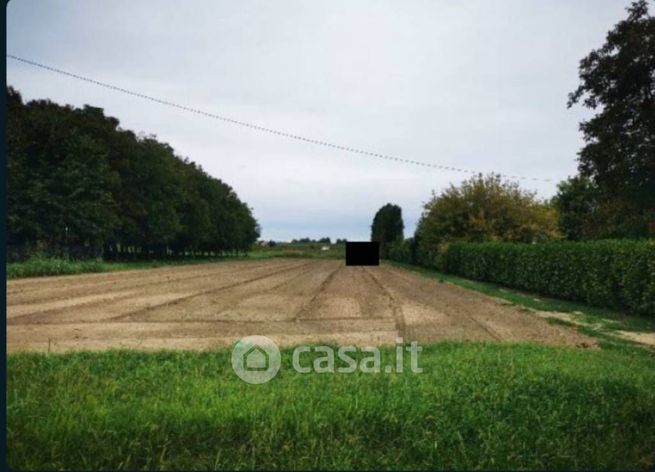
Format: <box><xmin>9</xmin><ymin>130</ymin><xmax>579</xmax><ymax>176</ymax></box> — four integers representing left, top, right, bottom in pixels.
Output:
<box><xmin>345</xmin><ymin>241</ymin><xmax>380</xmax><ymax>266</ymax></box>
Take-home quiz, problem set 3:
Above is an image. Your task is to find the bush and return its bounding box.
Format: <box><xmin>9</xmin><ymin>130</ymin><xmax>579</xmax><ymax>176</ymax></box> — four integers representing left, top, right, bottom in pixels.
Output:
<box><xmin>443</xmin><ymin>240</ymin><xmax>654</xmax><ymax>316</ymax></box>
<box><xmin>388</xmin><ymin>239</ymin><xmax>412</xmax><ymax>264</ymax></box>
<box><xmin>6</xmin><ymin>257</ymin><xmax>107</xmax><ymax>278</ymax></box>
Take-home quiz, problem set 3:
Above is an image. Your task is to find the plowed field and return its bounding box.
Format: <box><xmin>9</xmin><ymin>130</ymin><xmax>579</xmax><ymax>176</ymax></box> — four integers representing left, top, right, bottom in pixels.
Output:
<box><xmin>7</xmin><ymin>259</ymin><xmax>595</xmax><ymax>352</ymax></box>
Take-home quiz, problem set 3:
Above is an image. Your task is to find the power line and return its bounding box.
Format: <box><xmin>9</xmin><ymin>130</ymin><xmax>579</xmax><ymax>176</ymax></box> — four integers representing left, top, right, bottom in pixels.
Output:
<box><xmin>7</xmin><ymin>53</ymin><xmax>552</xmax><ymax>182</ymax></box>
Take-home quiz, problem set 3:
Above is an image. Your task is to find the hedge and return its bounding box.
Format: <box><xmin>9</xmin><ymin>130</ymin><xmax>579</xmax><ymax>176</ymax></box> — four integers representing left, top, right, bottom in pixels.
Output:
<box><xmin>388</xmin><ymin>239</ymin><xmax>655</xmax><ymax>316</ymax></box>
<box><xmin>445</xmin><ymin>240</ymin><xmax>655</xmax><ymax>315</ymax></box>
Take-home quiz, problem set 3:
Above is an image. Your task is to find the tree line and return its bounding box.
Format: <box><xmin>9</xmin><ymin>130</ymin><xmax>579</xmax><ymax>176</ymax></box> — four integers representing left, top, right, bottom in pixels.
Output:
<box><xmin>290</xmin><ymin>237</ymin><xmax>333</xmax><ymax>244</ymax></box>
<box><xmin>7</xmin><ymin>87</ymin><xmax>260</xmax><ymax>261</ymax></box>
<box><xmin>373</xmin><ymin>1</ymin><xmax>653</xmax><ymax>260</ymax></box>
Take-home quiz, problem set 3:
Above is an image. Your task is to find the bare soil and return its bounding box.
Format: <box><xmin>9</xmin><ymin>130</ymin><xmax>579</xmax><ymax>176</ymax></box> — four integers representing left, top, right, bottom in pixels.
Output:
<box><xmin>7</xmin><ymin>259</ymin><xmax>597</xmax><ymax>352</ymax></box>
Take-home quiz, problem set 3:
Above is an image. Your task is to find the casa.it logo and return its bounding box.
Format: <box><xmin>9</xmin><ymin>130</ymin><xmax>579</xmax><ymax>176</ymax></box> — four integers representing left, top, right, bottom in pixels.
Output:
<box><xmin>231</xmin><ymin>335</ymin><xmax>281</xmax><ymax>384</ymax></box>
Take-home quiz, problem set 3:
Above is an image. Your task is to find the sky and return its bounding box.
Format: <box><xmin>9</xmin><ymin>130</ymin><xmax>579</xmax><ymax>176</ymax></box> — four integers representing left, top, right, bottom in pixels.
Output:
<box><xmin>6</xmin><ymin>0</ymin><xmax>630</xmax><ymax>241</ymax></box>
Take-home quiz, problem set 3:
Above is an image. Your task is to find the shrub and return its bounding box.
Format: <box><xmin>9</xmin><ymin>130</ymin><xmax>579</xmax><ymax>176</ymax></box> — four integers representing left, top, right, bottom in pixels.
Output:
<box><xmin>442</xmin><ymin>240</ymin><xmax>654</xmax><ymax>316</ymax></box>
<box><xmin>6</xmin><ymin>257</ymin><xmax>106</xmax><ymax>278</ymax></box>
<box><xmin>388</xmin><ymin>239</ymin><xmax>412</xmax><ymax>264</ymax></box>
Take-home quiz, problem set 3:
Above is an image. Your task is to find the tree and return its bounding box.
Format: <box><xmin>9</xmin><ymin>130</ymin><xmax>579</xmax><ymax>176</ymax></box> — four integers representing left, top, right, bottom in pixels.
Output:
<box><xmin>6</xmin><ymin>87</ymin><xmax>261</xmax><ymax>260</ymax></box>
<box><xmin>416</xmin><ymin>174</ymin><xmax>560</xmax><ymax>263</ymax></box>
<box><xmin>7</xmin><ymin>96</ymin><xmax>119</xmax><ymax>257</ymax></box>
<box><xmin>554</xmin><ymin>176</ymin><xmax>599</xmax><ymax>240</ymax></box>
<box><xmin>371</xmin><ymin>204</ymin><xmax>404</xmax><ymax>258</ymax></box>
<box><xmin>567</xmin><ymin>0</ymin><xmax>655</xmax><ymax>237</ymax></box>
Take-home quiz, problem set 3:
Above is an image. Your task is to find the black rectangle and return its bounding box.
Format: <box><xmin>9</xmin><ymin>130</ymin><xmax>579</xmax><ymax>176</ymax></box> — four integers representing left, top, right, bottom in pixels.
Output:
<box><xmin>346</xmin><ymin>242</ymin><xmax>380</xmax><ymax>266</ymax></box>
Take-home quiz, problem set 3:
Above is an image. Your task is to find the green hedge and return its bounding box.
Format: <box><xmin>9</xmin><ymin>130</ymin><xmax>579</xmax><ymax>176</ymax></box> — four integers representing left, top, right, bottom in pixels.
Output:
<box><xmin>441</xmin><ymin>240</ymin><xmax>654</xmax><ymax>316</ymax></box>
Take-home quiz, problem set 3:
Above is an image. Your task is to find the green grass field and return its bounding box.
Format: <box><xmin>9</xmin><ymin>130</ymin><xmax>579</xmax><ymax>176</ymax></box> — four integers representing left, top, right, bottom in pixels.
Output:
<box><xmin>7</xmin><ymin>343</ymin><xmax>655</xmax><ymax>470</ymax></box>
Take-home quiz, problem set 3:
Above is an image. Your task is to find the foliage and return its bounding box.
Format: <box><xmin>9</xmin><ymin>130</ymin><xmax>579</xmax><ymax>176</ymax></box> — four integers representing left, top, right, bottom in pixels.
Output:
<box><xmin>566</xmin><ymin>0</ymin><xmax>655</xmax><ymax>238</ymax></box>
<box><xmin>442</xmin><ymin>240</ymin><xmax>655</xmax><ymax>316</ymax></box>
<box><xmin>291</xmin><ymin>237</ymin><xmax>332</xmax><ymax>244</ymax></box>
<box><xmin>249</xmin><ymin>242</ymin><xmax>345</xmax><ymax>260</ymax></box>
<box><xmin>8</xmin><ymin>344</ymin><xmax>655</xmax><ymax>470</ymax></box>
<box><xmin>6</xmin><ymin>88</ymin><xmax>260</xmax><ymax>261</ymax></box>
<box><xmin>414</xmin><ymin>174</ymin><xmax>560</xmax><ymax>264</ymax></box>
<box><xmin>6</xmin><ymin>257</ymin><xmax>108</xmax><ymax>278</ymax></box>
<box><xmin>554</xmin><ymin>175</ymin><xmax>602</xmax><ymax>240</ymax></box>
<box><xmin>6</xmin><ymin>256</ymin><xmax>257</xmax><ymax>279</ymax></box>
<box><xmin>555</xmin><ymin>175</ymin><xmax>652</xmax><ymax>239</ymax></box>
<box><xmin>370</xmin><ymin>203</ymin><xmax>404</xmax><ymax>258</ymax></box>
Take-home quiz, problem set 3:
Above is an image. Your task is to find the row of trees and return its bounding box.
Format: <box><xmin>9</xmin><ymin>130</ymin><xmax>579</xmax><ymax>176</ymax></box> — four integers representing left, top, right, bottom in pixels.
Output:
<box><xmin>7</xmin><ymin>87</ymin><xmax>260</xmax><ymax>260</ymax></box>
<box><xmin>290</xmin><ymin>237</ymin><xmax>333</xmax><ymax>244</ymax></box>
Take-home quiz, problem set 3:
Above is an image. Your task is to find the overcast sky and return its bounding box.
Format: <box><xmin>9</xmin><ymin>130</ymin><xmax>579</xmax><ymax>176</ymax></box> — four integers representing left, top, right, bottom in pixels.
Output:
<box><xmin>7</xmin><ymin>0</ymin><xmax>629</xmax><ymax>241</ymax></box>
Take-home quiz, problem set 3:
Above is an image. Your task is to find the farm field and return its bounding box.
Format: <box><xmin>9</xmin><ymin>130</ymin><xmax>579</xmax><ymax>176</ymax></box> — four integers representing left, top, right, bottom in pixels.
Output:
<box><xmin>7</xmin><ymin>258</ymin><xmax>596</xmax><ymax>352</ymax></box>
<box><xmin>8</xmin><ymin>258</ymin><xmax>655</xmax><ymax>470</ymax></box>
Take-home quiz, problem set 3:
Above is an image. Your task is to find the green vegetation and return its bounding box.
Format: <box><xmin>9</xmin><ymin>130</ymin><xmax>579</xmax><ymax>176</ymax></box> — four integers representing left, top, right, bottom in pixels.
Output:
<box><xmin>415</xmin><ymin>174</ymin><xmax>560</xmax><ymax>252</ymax></box>
<box><xmin>386</xmin><ymin>3</ymin><xmax>654</xmax><ymax>322</ymax></box>
<box><xmin>389</xmin><ymin>240</ymin><xmax>654</xmax><ymax>316</ymax></box>
<box><xmin>6</xmin><ymin>244</ymin><xmax>347</xmax><ymax>278</ymax></box>
<box><xmin>250</xmin><ymin>242</ymin><xmax>345</xmax><ymax>260</ymax></box>
<box><xmin>7</xmin><ymin>88</ymin><xmax>259</xmax><ymax>262</ymax></box>
<box><xmin>561</xmin><ymin>0</ymin><xmax>654</xmax><ymax>240</ymax></box>
<box><xmin>443</xmin><ymin>240</ymin><xmax>654</xmax><ymax>316</ymax></box>
<box><xmin>8</xmin><ymin>343</ymin><xmax>655</xmax><ymax>470</ymax></box>
<box><xmin>5</xmin><ymin>255</ymin><xmax>257</xmax><ymax>279</ymax></box>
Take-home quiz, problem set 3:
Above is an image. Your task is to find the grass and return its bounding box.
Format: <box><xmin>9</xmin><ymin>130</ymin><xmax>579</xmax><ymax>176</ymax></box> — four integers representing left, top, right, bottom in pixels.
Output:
<box><xmin>7</xmin><ymin>244</ymin><xmax>345</xmax><ymax>279</ymax></box>
<box><xmin>7</xmin><ymin>343</ymin><xmax>655</xmax><ymax>470</ymax></box>
<box><xmin>249</xmin><ymin>243</ymin><xmax>345</xmax><ymax>260</ymax></box>
<box><xmin>5</xmin><ymin>256</ymin><xmax>249</xmax><ymax>279</ymax></box>
<box><xmin>386</xmin><ymin>260</ymin><xmax>655</xmax><ymax>340</ymax></box>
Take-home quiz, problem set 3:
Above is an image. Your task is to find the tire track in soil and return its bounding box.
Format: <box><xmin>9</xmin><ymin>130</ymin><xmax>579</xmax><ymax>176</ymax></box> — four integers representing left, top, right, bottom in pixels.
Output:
<box><xmin>374</xmin><ymin>266</ymin><xmax>505</xmax><ymax>341</ymax></box>
<box><xmin>385</xmin><ymin>267</ymin><xmax>505</xmax><ymax>340</ymax></box>
<box><xmin>293</xmin><ymin>263</ymin><xmax>344</xmax><ymax>321</ymax></box>
<box><xmin>378</xmin><ymin>265</ymin><xmax>594</xmax><ymax>345</ymax></box>
<box><xmin>362</xmin><ymin>267</ymin><xmax>406</xmax><ymax>339</ymax></box>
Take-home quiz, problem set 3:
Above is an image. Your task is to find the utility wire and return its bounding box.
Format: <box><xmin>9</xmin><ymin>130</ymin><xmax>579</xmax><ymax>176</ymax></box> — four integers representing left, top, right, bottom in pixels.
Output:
<box><xmin>8</xmin><ymin>54</ymin><xmax>551</xmax><ymax>182</ymax></box>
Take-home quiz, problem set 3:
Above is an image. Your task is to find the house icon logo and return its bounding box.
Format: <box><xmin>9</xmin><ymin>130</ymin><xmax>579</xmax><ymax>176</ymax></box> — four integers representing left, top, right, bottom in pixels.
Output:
<box><xmin>231</xmin><ymin>335</ymin><xmax>281</xmax><ymax>384</ymax></box>
<box><xmin>245</xmin><ymin>345</ymin><xmax>269</xmax><ymax>371</ymax></box>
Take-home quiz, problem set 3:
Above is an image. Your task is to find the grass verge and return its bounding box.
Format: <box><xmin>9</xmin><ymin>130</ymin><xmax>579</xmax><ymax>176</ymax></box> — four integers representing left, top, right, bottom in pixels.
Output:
<box><xmin>386</xmin><ymin>260</ymin><xmax>655</xmax><ymax>342</ymax></box>
<box><xmin>6</xmin><ymin>247</ymin><xmax>345</xmax><ymax>279</ymax></box>
<box><xmin>6</xmin><ymin>254</ymin><xmax>277</xmax><ymax>279</ymax></box>
<box><xmin>7</xmin><ymin>343</ymin><xmax>655</xmax><ymax>470</ymax></box>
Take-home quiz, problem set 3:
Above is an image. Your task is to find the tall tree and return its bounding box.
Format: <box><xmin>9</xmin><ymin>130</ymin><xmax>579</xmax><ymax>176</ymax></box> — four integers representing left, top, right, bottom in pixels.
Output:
<box><xmin>567</xmin><ymin>0</ymin><xmax>655</xmax><ymax>237</ymax></box>
<box><xmin>371</xmin><ymin>203</ymin><xmax>404</xmax><ymax>258</ymax></box>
